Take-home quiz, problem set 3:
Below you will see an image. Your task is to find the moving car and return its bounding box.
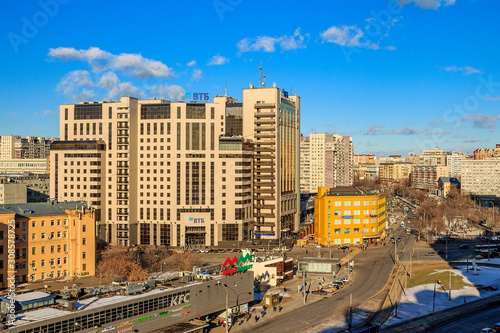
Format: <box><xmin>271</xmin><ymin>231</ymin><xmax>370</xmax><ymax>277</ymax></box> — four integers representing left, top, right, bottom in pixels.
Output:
<box><xmin>312</xmin><ymin>289</ymin><xmax>327</xmax><ymax>295</ymax></box>
<box><xmin>425</xmin><ymin>251</ymin><xmax>437</xmax><ymax>256</ymax></box>
<box><xmin>493</xmin><ymin>322</ymin><xmax>500</xmax><ymax>332</ymax></box>
<box><xmin>459</xmin><ymin>244</ymin><xmax>469</xmax><ymax>249</ymax></box>
<box><xmin>436</xmin><ymin>250</ymin><xmax>445</xmax><ymax>254</ymax></box>
<box><xmin>339</xmin><ymin>246</ymin><xmax>350</xmax><ymax>250</ymax></box>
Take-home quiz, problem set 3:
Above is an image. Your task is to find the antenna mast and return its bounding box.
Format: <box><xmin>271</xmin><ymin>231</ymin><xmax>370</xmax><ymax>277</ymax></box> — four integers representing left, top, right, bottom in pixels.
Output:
<box><xmin>225</xmin><ymin>81</ymin><xmax>227</xmax><ymax>97</ymax></box>
<box><xmin>259</xmin><ymin>63</ymin><xmax>262</xmax><ymax>88</ymax></box>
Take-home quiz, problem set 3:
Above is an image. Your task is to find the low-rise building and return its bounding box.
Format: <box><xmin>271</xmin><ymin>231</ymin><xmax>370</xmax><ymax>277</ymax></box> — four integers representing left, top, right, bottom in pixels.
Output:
<box><xmin>314</xmin><ymin>186</ymin><xmax>386</xmax><ymax>247</ymax></box>
<box><xmin>0</xmin><ymin>200</ymin><xmax>96</xmax><ymax>287</ymax></box>
<box><xmin>437</xmin><ymin>177</ymin><xmax>461</xmax><ymax>197</ymax></box>
<box><xmin>251</xmin><ymin>256</ymin><xmax>293</xmax><ymax>286</ymax></box>
<box><xmin>0</xmin><ymin>182</ymin><xmax>27</xmax><ymax>204</ymax></box>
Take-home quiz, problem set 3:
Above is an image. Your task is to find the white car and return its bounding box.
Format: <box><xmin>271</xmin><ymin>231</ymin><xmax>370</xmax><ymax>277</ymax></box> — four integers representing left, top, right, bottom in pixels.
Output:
<box><xmin>481</xmin><ymin>328</ymin><xmax>495</xmax><ymax>333</ymax></box>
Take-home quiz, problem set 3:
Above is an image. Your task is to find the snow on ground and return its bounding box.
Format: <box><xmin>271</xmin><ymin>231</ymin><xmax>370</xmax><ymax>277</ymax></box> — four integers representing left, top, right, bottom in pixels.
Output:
<box><xmin>383</xmin><ymin>265</ymin><xmax>500</xmax><ymax>328</ymax></box>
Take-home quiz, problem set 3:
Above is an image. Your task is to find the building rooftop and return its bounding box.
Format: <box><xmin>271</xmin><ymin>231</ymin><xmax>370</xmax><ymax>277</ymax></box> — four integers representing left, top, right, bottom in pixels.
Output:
<box><xmin>324</xmin><ymin>186</ymin><xmax>380</xmax><ymax>197</ymax></box>
<box><xmin>3</xmin><ymin>291</ymin><xmax>52</xmax><ymax>303</ymax></box>
<box><xmin>0</xmin><ymin>201</ymin><xmax>90</xmax><ymax>217</ymax></box>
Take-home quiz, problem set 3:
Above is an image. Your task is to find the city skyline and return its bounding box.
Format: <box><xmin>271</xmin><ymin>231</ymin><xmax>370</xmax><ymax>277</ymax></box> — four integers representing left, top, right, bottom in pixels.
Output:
<box><xmin>1</xmin><ymin>0</ymin><xmax>500</xmax><ymax>156</ymax></box>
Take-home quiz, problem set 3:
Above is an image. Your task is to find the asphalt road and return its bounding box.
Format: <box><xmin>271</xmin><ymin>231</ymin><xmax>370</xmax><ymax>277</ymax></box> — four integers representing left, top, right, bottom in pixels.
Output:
<box><xmin>242</xmin><ymin>228</ymin><xmax>418</xmax><ymax>333</ymax></box>
<box><xmin>432</xmin><ymin>306</ymin><xmax>500</xmax><ymax>332</ymax></box>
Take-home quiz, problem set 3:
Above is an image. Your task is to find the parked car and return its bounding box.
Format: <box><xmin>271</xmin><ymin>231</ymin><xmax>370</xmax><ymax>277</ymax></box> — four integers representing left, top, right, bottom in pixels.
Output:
<box><xmin>459</xmin><ymin>244</ymin><xmax>469</xmax><ymax>249</ymax></box>
<box><xmin>481</xmin><ymin>328</ymin><xmax>495</xmax><ymax>333</ymax></box>
<box><xmin>339</xmin><ymin>246</ymin><xmax>350</xmax><ymax>250</ymax></box>
<box><xmin>312</xmin><ymin>289</ymin><xmax>327</xmax><ymax>295</ymax></box>
<box><xmin>425</xmin><ymin>251</ymin><xmax>437</xmax><ymax>256</ymax></box>
<box><xmin>493</xmin><ymin>322</ymin><xmax>500</xmax><ymax>332</ymax></box>
<box><xmin>335</xmin><ymin>277</ymin><xmax>349</xmax><ymax>284</ymax></box>
<box><xmin>436</xmin><ymin>250</ymin><xmax>445</xmax><ymax>254</ymax></box>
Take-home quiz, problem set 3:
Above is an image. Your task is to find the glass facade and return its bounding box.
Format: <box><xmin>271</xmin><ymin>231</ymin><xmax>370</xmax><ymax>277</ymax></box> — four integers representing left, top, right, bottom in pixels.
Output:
<box><xmin>74</xmin><ymin>104</ymin><xmax>102</xmax><ymax>120</ymax></box>
<box><xmin>186</xmin><ymin>103</ymin><xmax>206</xmax><ymax>119</ymax></box>
<box><xmin>140</xmin><ymin>103</ymin><xmax>171</xmax><ymax>119</ymax></box>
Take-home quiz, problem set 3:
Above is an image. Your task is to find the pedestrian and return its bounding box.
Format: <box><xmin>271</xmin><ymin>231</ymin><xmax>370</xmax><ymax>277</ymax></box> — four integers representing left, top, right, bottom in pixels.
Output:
<box><xmin>279</xmin><ymin>306</ymin><xmax>282</xmax><ymax>312</ymax></box>
<box><xmin>464</xmin><ymin>297</ymin><xmax>467</xmax><ymax>304</ymax></box>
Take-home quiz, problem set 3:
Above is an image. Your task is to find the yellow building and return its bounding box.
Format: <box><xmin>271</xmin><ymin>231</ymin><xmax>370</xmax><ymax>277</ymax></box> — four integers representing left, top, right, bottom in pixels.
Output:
<box><xmin>0</xmin><ymin>201</ymin><xmax>95</xmax><ymax>288</ymax></box>
<box><xmin>314</xmin><ymin>187</ymin><xmax>386</xmax><ymax>247</ymax></box>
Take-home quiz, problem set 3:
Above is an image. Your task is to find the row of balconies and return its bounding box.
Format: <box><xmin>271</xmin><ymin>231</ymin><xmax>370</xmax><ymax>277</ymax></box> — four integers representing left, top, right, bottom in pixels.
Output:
<box><xmin>254</xmin><ymin>112</ymin><xmax>275</xmax><ymax>117</ymax></box>
<box><xmin>254</xmin><ymin>103</ymin><xmax>275</xmax><ymax>109</ymax></box>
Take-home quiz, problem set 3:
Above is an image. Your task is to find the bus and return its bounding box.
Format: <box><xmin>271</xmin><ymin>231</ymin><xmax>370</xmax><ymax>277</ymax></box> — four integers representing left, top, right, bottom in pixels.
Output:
<box><xmin>474</xmin><ymin>244</ymin><xmax>498</xmax><ymax>252</ymax></box>
<box><xmin>406</xmin><ymin>228</ymin><xmax>411</xmax><ymax>235</ymax></box>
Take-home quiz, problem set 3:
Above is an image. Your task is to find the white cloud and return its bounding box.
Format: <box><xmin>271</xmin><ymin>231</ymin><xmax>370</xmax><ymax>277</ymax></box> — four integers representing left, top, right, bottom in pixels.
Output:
<box><xmin>461</xmin><ymin>114</ymin><xmax>500</xmax><ymax>132</ymax></box>
<box><xmin>485</xmin><ymin>96</ymin><xmax>500</xmax><ymax>101</ymax></box>
<box><xmin>398</xmin><ymin>0</ymin><xmax>456</xmax><ymax>10</ymax></box>
<box><xmin>191</xmin><ymin>69</ymin><xmax>202</xmax><ymax>81</ymax></box>
<box><xmin>208</xmin><ymin>54</ymin><xmax>230</xmax><ymax>65</ymax></box>
<box><xmin>56</xmin><ymin>70</ymin><xmax>95</xmax><ymax>99</ymax></box>
<box><xmin>43</xmin><ymin>110</ymin><xmax>59</xmax><ymax>117</ymax></box>
<box><xmin>320</xmin><ymin>25</ymin><xmax>395</xmax><ymax>50</ymax></box>
<box><xmin>48</xmin><ymin>47</ymin><xmax>174</xmax><ymax>79</ymax></box>
<box><xmin>464</xmin><ymin>138</ymin><xmax>479</xmax><ymax>143</ymax></box>
<box><xmin>147</xmin><ymin>84</ymin><xmax>186</xmax><ymax>102</ymax></box>
<box><xmin>187</xmin><ymin>60</ymin><xmax>197</xmax><ymax>67</ymax></box>
<box><xmin>443</xmin><ymin>65</ymin><xmax>482</xmax><ymax>75</ymax></box>
<box><xmin>97</xmin><ymin>72</ymin><xmax>141</xmax><ymax>100</ymax></box>
<box><xmin>237</xmin><ymin>28</ymin><xmax>309</xmax><ymax>54</ymax></box>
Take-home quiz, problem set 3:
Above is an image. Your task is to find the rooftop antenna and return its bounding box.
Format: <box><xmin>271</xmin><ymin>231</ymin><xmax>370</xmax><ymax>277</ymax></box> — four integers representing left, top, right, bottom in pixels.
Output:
<box><xmin>259</xmin><ymin>63</ymin><xmax>262</xmax><ymax>88</ymax></box>
<box><xmin>263</xmin><ymin>73</ymin><xmax>267</xmax><ymax>88</ymax></box>
<box><xmin>225</xmin><ymin>80</ymin><xmax>228</xmax><ymax>97</ymax></box>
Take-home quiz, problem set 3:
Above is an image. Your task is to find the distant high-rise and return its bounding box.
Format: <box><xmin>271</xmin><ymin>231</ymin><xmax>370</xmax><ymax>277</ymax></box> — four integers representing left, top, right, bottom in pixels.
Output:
<box><xmin>300</xmin><ymin>133</ymin><xmax>353</xmax><ymax>193</ymax></box>
<box><xmin>0</xmin><ymin>136</ymin><xmax>55</xmax><ymax>160</ymax></box>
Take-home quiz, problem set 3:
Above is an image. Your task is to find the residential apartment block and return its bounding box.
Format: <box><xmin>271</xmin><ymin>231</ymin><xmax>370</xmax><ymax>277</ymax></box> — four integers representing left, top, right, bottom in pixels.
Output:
<box><xmin>0</xmin><ymin>201</ymin><xmax>95</xmax><ymax>287</ymax></box>
<box><xmin>354</xmin><ymin>154</ymin><xmax>376</xmax><ymax>164</ymax></box>
<box><xmin>378</xmin><ymin>162</ymin><xmax>413</xmax><ymax>184</ymax></box>
<box><xmin>300</xmin><ymin>133</ymin><xmax>353</xmax><ymax>193</ymax></box>
<box><xmin>461</xmin><ymin>158</ymin><xmax>500</xmax><ymax>197</ymax></box>
<box><xmin>411</xmin><ymin>165</ymin><xmax>449</xmax><ymax>192</ymax></box>
<box><xmin>51</xmin><ymin>86</ymin><xmax>300</xmax><ymax>247</ymax></box>
<box><xmin>0</xmin><ymin>136</ymin><xmax>55</xmax><ymax>160</ymax></box>
<box><xmin>314</xmin><ymin>186</ymin><xmax>386</xmax><ymax>246</ymax></box>
<box><xmin>446</xmin><ymin>151</ymin><xmax>466</xmax><ymax>178</ymax></box>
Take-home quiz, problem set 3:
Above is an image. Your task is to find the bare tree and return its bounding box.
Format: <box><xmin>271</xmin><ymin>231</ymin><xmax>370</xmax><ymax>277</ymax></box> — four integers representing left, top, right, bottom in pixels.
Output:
<box><xmin>164</xmin><ymin>252</ymin><xmax>202</xmax><ymax>272</ymax></box>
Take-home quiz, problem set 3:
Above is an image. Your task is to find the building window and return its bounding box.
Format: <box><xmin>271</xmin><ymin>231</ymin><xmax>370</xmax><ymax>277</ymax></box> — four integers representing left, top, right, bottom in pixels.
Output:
<box><xmin>82</xmin><ymin>252</ymin><xmax>87</xmax><ymax>259</ymax></box>
<box><xmin>32</xmin><ymin>233</ymin><xmax>36</xmax><ymax>240</ymax></box>
<box><xmin>334</xmin><ymin>201</ymin><xmax>341</xmax><ymax>207</ymax></box>
<box><xmin>82</xmin><ymin>225</ymin><xmax>86</xmax><ymax>232</ymax></box>
<box><xmin>82</xmin><ymin>238</ymin><xmax>86</xmax><ymax>245</ymax></box>
<box><xmin>344</xmin><ymin>201</ymin><xmax>351</xmax><ymax>206</ymax></box>
<box><xmin>354</xmin><ymin>200</ymin><xmax>361</xmax><ymax>206</ymax></box>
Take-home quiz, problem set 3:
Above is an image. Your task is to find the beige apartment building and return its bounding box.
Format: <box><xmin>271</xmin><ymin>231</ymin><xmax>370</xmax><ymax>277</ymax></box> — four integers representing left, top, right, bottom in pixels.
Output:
<box><xmin>0</xmin><ymin>201</ymin><xmax>95</xmax><ymax>287</ymax></box>
<box><xmin>51</xmin><ymin>86</ymin><xmax>300</xmax><ymax>247</ymax></box>
<box><xmin>300</xmin><ymin>133</ymin><xmax>353</xmax><ymax>193</ymax></box>
<box><xmin>300</xmin><ymin>135</ymin><xmax>310</xmax><ymax>193</ymax></box>
<box><xmin>461</xmin><ymin>158</ymin><xmax>500</xmax><ymax>197</ymax></box>
<box><xmin>0</xmin><ymin>159</ymin><xmax>49</xmax><ymax>174</ymax></box>
<box><xmin>378</xmin><ymin>162</ymin><xmax>413</xmax><ymax>184</ymax></box>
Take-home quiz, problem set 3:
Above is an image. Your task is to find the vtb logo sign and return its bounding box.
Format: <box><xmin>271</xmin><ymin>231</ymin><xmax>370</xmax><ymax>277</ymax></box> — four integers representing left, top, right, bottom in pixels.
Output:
<box><xmin>222</xmin><ymin>253</ymin><xmax>253</xmax><ymax>275</ymax></box>
<box><xmin>188</xmin><ymin>217</ymin><xmax>204</xmax><ymax>223</ymax></box>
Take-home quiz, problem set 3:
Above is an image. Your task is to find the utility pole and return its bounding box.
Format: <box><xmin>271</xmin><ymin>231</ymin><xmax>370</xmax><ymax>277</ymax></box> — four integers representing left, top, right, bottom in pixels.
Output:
<box><xmin>328</xmin><ymin>241</ymin><xmax>331</xmax><ymax>259</ymax></box>
<box><xmin>449</xmin><ymin>270</ymin><xmax>452</xmax><ymax>301</ymax></box>
<box><xmin>445</xmin><ymin>231</ymin><xmax>448</xmax><ymax>260</ymax></box>
<box><xmin>432</xmin><ymin>281</ymin><xmax>436</xmax><ymax>326</ymax></box>
<box><xmin>466</xmin><ymin>246</ymin><xmax>469</xmax><ymax>272</ymax></box>
<box><xmin>394</xmin><ymin>237</ymin><xmax>397</xmax><ymax>263</ymax></box>
<box><xmin>303</xmin><ymin>271</ymin><xmax>306</xmax><ymax>304</ymax></box>
<box><xmin>225</xmin><ymin>287</ymin><xmax>229</xmax><ymax>333</ymax></box>
<box><xmin>347</xmin><ymin>250</ymin><xmax>350</xmax><ymax>281</ymax></box>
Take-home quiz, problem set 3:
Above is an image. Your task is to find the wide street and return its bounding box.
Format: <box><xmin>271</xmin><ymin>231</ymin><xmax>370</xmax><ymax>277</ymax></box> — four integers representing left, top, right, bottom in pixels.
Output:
<box><xmin>432</xmin><ymin>306</ymin><xmax>500</xmax><ymax>332</ymax></box>
<box><xmin>241</xmin><ymin>221</ymin><xmax>415</xmax><ymax>333</ymax></box>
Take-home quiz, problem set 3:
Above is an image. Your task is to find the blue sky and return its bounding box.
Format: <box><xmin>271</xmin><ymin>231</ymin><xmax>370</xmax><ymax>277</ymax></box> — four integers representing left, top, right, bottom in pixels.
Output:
<box><xmin>0</xmin><ymin>0</ymin><xmax>499</xmax><ymax>156</ymax></box>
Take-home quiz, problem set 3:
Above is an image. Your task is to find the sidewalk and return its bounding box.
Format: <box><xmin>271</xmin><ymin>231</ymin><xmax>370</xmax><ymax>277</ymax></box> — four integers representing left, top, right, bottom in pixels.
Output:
<box><xmin>208</xmin><ymin>245</ymin><xmax>365</xmax><ymax>332</ymax></box>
